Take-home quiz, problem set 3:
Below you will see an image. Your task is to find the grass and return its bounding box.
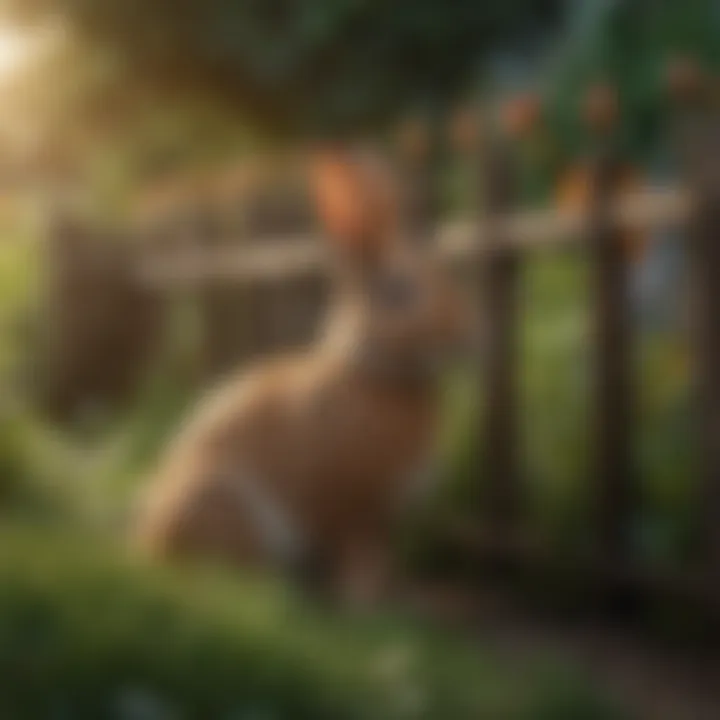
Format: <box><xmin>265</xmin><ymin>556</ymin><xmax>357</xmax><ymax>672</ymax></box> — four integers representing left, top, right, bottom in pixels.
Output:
<box><xmin>0</xmin><ymin>526</ymin><xmax>627</xmax><ymax>720</ymax></box>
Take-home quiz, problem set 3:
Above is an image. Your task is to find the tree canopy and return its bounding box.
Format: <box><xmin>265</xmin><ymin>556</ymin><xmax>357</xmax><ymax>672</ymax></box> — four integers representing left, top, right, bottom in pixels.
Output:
<box><xmin>546</xmin><ymin>0</ymin><xmax>720</xmax><ymax>163</ymax></box>
<box><xmin>1</xmin><ymin>0</ymin><xmax>564</xmax><ymax>137</ymax></box>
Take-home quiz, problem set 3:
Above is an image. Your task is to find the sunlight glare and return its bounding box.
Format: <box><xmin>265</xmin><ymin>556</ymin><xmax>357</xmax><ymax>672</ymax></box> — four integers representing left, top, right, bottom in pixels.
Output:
<box><xmin>0</xmin><ymin>25</ymin><xmax>44</xmax><ymax>82</ymax></box>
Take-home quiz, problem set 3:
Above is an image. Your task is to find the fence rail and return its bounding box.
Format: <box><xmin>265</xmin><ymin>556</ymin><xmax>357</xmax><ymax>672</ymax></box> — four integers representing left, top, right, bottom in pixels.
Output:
<box><xmin>135</xmin><ymin>185</ymin><xmax>690</xmax><ymax>285</ymax></box>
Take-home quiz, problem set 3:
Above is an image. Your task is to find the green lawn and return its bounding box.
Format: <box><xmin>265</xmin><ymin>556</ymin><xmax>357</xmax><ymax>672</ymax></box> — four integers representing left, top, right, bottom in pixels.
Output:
<box><xmin>0</xmin><ymin>527</ymin><xmax>627</xmax><ymax>720</ymax></box>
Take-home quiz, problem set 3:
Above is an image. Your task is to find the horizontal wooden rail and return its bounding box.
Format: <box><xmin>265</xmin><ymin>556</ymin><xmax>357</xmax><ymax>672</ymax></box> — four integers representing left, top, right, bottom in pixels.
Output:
<box><xmin>136</xmin><ymin>185</ymin><xmax>691</xmax><ymax>287</ymax></box>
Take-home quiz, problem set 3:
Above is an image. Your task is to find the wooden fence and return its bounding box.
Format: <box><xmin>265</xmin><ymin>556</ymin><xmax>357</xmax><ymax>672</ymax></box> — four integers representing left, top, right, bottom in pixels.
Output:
<box><xmin>49</xmin><ymin>71</ymin><xmax>720</xmax><ymax>612</ymax></box>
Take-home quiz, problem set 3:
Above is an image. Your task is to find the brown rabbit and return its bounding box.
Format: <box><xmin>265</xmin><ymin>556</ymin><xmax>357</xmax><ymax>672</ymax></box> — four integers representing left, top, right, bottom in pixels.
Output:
<box><xmin>133</xmin><ymin>146</ymin><xmax>477</xmax><ymax>606</ymax></box>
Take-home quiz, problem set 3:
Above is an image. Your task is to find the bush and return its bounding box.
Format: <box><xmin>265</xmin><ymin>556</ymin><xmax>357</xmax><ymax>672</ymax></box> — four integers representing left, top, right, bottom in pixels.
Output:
<box><xmin>0</xmin><ymin>528</ymin><xmax>628</xmax><ymax>720</ymax></box>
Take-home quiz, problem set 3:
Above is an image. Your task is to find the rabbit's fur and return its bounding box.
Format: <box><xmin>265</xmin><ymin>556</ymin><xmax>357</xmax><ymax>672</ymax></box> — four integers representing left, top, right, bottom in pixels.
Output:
<box><xmin>133</xmin><ymin>147</ymin><xmax>475</xmax><ymax>605</ymax></box>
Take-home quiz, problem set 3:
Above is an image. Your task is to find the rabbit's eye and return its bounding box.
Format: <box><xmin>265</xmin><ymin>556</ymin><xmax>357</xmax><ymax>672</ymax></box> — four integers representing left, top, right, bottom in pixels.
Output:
<box><xmin>372</xmin><ymin>273</ymin><xmax>419</xmax><ymax>309</ymax></box>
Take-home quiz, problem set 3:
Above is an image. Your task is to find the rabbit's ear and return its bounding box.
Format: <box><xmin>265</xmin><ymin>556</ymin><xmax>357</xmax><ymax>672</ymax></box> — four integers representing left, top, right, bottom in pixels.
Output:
<box><xmin>311</xmin><ymin>148</ymin><xmax>398</xmax><ymax>264</ymax></box>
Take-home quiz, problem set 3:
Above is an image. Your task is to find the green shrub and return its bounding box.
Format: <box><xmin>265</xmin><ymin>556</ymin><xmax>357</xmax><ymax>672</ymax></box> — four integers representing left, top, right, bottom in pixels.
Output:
<box><xmin>0</xmin><ymin>402</ymin><xmax>79</xmax><ymax>519</ymax></box>
<box><xmin>0</xmin><ymin>528</ymin><xmax>627</xmax><ymax>720</ymax></box>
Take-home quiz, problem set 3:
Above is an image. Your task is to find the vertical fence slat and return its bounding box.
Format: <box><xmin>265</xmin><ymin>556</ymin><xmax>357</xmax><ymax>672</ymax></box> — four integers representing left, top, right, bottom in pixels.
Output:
<box><xmin>693</xmin><ymin>137</ymin><xmax>720</xmax><ymax>587</ymax></box>
<box><xmin>481</xmin><ymin>136</ymin><xmax>521</xmax><ymax>545</ymax></box>
<box><xmin>283</xmin><ymin>274</ymin><xmax>328</xmax><ymax>348</ymax></box>
<box><xmin>692</xmin><ymin>159</ymin><xmax>720</xmax><ymax>589</ymax></box>
<box><xmin>44</xmin><ymin>215</ymin><xmax>162</xmax><ymax>418</ymax></box>
<box><xmin>398</xmin><ymin>114</ymin><xmax>445</xmax><ymax>242</ymax></box>
<box><xmin>198</xmin><ymin>211</ymin><xmax>248</xmax><ymax>378</ymax></box>
<box><xmin>265</xmin><ymin>280</ymin><xmax>297</xmax><ymax>353</ymax></box>
<box><xmin>254</xmin><ymin>279</ymin><xmax>279</xmax><ymax>356</ymax></box>
<box><xmin>674</xmin><ymin>82</ymin><xmax>720</xmax><ymax>584</ymax></box>
<box><xmin>588</xmin><ymin>139</ymin><xmax>637</xmax><ymax>569</ymax></box>
<box><xmin>201</xmin><ymin>282</ymin><xmax>250</xmax><ymax>376</ymax></box>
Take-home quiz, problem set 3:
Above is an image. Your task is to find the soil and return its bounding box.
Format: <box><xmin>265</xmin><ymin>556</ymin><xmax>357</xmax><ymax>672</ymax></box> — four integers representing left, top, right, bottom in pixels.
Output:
<box><xmin>408</xmin><ymin>582</ymin><xmax>720</xmax><ymax>720</ymax></box>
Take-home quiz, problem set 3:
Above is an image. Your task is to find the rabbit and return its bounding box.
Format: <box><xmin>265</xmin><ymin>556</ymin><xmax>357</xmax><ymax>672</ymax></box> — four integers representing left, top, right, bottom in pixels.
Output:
<box><xmin>132</xmin><ymin>145</ymin><xmax>478</xmax><ymax>607</ymax></box>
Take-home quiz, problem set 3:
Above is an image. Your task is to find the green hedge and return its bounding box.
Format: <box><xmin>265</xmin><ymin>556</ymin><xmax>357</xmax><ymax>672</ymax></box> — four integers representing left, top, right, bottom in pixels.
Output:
<box><xmin>0</xmin><ymin>529</ymin><xmax>628</xmax><ymax>720</ymax></box>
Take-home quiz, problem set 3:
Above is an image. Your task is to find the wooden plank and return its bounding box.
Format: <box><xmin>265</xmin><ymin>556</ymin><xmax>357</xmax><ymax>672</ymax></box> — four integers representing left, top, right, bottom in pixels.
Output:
<box><xmin>588</xmin><ymin>147</ymin><xmax>638</xmax><ymax>567</ymax></box>
<box><xmin>678</xmin><ymin>101</ymin><xmax>720</xmax><ymax>580</ymax></box>
<box><xmin>42</xmin><ymin>217</ymin><xmax>163</xmax><ymax>418</ymax></box>
<box><xmin>136</xmin><ymin>186</ymin><xmax>691</xmax><ymax>287</ymax></box>
<box><xmin>480</xmin><ymin>139</ymin><xmax>522</xmax><ymax>549</ymax></box>
<box><xmin>245</xmin><ymin>280</ymin><xmax>275</xmax><ymax>358</ymax></box>
<box><xmin>279</xmin><ymin>275</ymin><xmax>327</xmax><ymax>348</ymax></box>
<box><xmin>401</xmin><ymin>114</ymin><xmax>444</xmax><ymax>243</ymax></box>
<box><xmin>197</xmin><ymin>218</ymin><xmax>248</xmax><ymax>377</ymax></box>
<box><xmin>200</xmin><ymin>284</ymin><xmax>249</xmax><ymax>377</ymax></box>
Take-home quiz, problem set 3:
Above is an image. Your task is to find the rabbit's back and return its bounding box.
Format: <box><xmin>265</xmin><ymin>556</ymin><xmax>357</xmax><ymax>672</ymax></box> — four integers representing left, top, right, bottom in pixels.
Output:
<box><xmin>134</xmin><ymin>351</ymin><xmax>439</xmax><ymax>568</ymax></box>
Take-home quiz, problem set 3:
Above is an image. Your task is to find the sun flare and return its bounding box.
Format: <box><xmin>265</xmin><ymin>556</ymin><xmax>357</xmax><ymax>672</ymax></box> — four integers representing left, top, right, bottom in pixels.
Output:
<box><xmin>0</xmin><ymin>24</ymin><xmax>53</xmax><ymax>83</ymax></box>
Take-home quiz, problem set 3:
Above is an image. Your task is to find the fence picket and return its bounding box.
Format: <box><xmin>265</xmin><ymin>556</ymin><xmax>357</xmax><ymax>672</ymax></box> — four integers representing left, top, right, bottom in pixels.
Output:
<box><xmin>585</xmin><ymin>88</ymin><xmax>638</xmax><ymax>571</ymax></box>
<box><xmin>481</xmin><ymin>136</ymin><xmax>522</xmax><ymax>548</ymax></box>
<box><xmin>672</xmin><ymin>72</ymin><xmax>720</xmax><ymax>589</ymax></box>
<box><xmin>588</xmin><ymin>144</ymin><xmax>637</xmax><ymax>568</ymax></box>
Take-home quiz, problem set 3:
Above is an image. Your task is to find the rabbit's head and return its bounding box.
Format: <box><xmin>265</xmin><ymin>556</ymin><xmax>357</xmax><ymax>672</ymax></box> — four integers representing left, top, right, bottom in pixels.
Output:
<box><xmin>311</xmin><ymin>146</ymin><xmax>478</xmax><ymax>382</ymax></box>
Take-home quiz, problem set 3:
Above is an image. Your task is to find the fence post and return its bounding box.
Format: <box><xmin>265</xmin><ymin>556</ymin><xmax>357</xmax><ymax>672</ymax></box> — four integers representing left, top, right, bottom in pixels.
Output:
<box><xmin>397</xmin><ymin>115</ymin><xmax>442</xmax><ymax>241</ymax></box>
<box><xmin>668</xmin><ymin>59</ymin><xmax>720</xmax><ymax>587</ymax></box>
<box><xmin>584</xmin><ymin>84</ymin><xmax>637</xmax><ymax>569</ymax></box>
<box><xmin>197</xmin><ymin>204</ymin><xmax>249</xmax><ymax>378</ymax></box>
<box><xmin>480</xmin><ymin>116</ymin><xmax>521</xmax><ymax>550</ymax></box>
<box><xmin>279</xmin><ymin>273</ymin><xmax>328</xmax><ymax>349</ymax></box>
<box><xmin>43</xmin><ymin>213</ymin><xmax>163</xmax><ymax>419</ymax></box>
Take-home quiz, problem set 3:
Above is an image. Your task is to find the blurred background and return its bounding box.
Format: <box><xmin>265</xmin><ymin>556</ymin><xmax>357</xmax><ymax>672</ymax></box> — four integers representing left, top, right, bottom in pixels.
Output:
<box><xmin>0</xmin><ymin>1</ymin><xmax>719</xmax><ymax>718</ymax></box>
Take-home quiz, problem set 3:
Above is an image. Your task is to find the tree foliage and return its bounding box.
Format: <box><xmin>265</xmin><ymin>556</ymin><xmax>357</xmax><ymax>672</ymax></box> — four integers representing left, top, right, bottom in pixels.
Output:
<box><xmin>1</xmin><ymin>0</ymin><xmax>563</xmax><ymax>137</ymax></box>
<box><xmin>546</xmin><ymin>0</ymin><xmax>720</xmax><ymax>162</ymax></box>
